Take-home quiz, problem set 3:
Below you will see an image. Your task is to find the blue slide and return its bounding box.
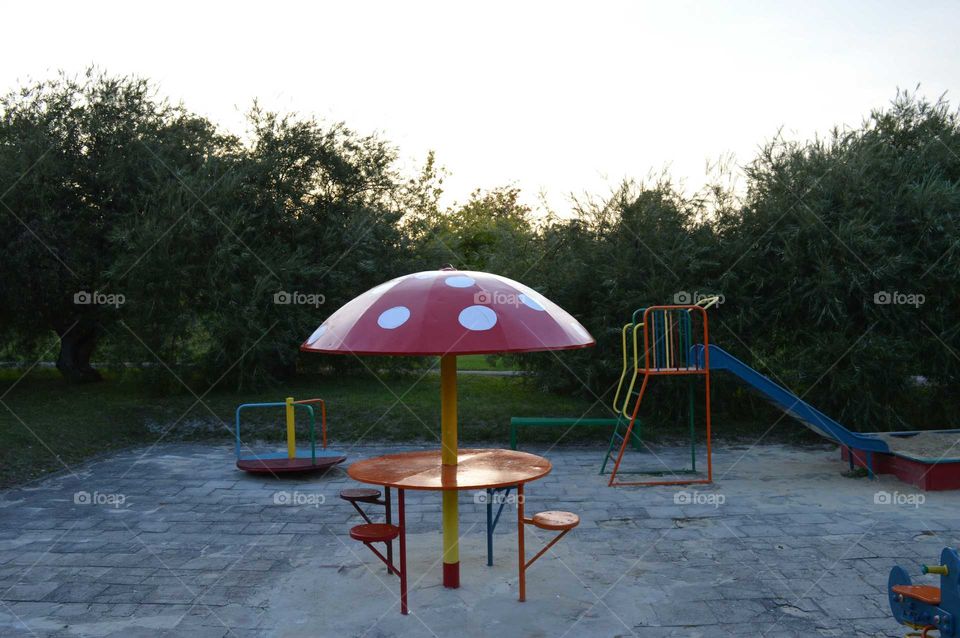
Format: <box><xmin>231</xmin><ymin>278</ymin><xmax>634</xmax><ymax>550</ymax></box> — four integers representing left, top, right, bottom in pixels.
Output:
<box><xmin>692</xmin><ymin>344</ymin><xmax>891</xmax><ymax>454</ymax></box>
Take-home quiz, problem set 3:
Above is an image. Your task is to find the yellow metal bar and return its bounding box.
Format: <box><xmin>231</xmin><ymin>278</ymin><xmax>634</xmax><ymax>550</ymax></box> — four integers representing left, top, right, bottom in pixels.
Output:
<box><xmin>611</xmin><ymin>324</ymin><xmax>632</xmax><ymax>414</ymax></box>
<box><xmin>442</xmin><ymin>490</ymin><xmax>458</xmax><ymax>563</ymax></box>
<box><xmin>440</xmin><ymin>355</ymin><xmax>459</xmax><ymax>579</ymax></box>
<box><xmin>285</xmin><ymin>396</ymin><xmax>296</xmax><ymax>459</ymax></box>
<box><xmin>441</xmin><ymin>355</ymin><xmax>457</xmax><ymax>465</ymax></box>
<box><xmin>620</xmin><ymin>323</ymin><xmax>644</xmax><ymax>417</ymax></box>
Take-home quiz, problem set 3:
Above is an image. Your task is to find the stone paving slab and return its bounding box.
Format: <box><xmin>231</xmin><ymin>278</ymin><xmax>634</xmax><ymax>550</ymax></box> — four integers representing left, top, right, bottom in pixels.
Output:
<box><xmin>0</xmin><ymin>441</ymin><xmax>957</xmax><ymax>636</ymax></box>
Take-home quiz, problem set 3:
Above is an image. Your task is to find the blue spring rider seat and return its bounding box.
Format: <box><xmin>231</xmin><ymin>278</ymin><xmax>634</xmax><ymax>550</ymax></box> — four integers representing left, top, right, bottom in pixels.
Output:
<box><xmin>235</xmin><ymin>397</ymin><xmax>346</xmax><ymax>473</ymax></box>
<box><xmin>889</xmin><ymin>547</ymin><xmax>960</xmax><ymax>636</ymax></box>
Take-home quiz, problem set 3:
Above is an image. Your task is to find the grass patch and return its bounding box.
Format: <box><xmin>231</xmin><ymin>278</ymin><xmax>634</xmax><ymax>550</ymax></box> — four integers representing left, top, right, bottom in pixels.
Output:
<box><xmin>0</xmin><ymin>369</ymin><xmax>609</xmax><ymax>487</ymax></box>
<box><xmin>0</xmin><ymin>369</ymin><xmax>158</xmax><ymax>487</ymax></box>
<box><xmin>454</xmin><ymin>354</ymin><xmax>518</xmax><ymax>371</ymax></box>
<box><xmin>0</xmin><ymin>367</ymin><xmax>825</xmax><ymax>488</ymax></box>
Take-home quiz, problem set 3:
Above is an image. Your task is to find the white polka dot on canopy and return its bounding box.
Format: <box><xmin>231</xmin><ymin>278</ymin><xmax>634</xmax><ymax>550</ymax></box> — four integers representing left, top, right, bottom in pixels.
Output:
<box><xmin>444</xmin><ymin>275</ymin><xmax>476</xmax><ymax>288</ymax></box>
<box><xmin>458</xmin><ymin>305</ymin><xmax>498</xmax><ymax>331</ymax></box>
<box><xmin>377</xmin><ymin>306</ymin><xmax>410</xmax><ymax>329</ymax></box>
<box><xmin>518</xmin><ymin>293</ymin><xmax>545</xmax><ymax>311</ymax></box>
<box><xmin>306</xmin><ymin>324</ymin><xmax>327</xmax><ymax>345</ymax></box>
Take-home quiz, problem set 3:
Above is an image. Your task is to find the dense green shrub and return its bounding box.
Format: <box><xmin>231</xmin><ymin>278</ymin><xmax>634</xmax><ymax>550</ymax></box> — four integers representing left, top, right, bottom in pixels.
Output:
<box><xmin>0</xmin><ymin>70</ymin><xmax>224</xmax><ymax>382</ymax></box>
<box><xmin>2</xmin><ymin>70</ymin><xmax>957</xmax><ymax>434</ymax></box>
<box><xmin>0</xmin><ymin>71</ymin><xmax>410</xmax><ymax>390</ymax></box>
<box><xmin>716</xmin><ymin>92</ymin><xmax>960</xmax><ymax>430</ymax></box>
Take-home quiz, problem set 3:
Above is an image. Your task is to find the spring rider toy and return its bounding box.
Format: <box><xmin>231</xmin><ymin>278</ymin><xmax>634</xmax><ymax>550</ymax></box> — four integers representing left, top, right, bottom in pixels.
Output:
<box><xmin>889</xmin><ymin>547</ymin><xmax>960</xmax><ymax>636</ymax></box>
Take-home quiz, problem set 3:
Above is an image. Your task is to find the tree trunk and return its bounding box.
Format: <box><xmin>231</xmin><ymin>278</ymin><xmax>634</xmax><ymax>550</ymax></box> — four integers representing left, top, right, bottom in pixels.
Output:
<box><xmin>56</xmin><ymin>320</ymin><xmax>103</xmax><ymax>383</ymax></box>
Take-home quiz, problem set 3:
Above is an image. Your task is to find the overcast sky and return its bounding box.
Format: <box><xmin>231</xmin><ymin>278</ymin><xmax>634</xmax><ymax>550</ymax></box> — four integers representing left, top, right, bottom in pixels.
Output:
<box><xmin>3</xmin><ymin>1</ymin><xmax>958</xmax><ymax>213</ymax></box>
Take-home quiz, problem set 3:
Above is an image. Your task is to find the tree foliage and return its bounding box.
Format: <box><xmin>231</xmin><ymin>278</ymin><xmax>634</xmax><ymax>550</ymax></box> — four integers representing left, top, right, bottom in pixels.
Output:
<box><xmin>0</xmin><ymin>71</ymin><xmax>408</xmax><ymax>389</ymax></box>
<box><xmin>0</xmin><ymin>70</ymin><xmax>222</xmax><ymax>381</ymax></box>
<box><xmin>716</xmin><ymin>92</ymin><xmax>960</xmax><ymax>429</ymax></box>
<box><xmin>1</xmin><ymin>71</ymin><xmax>958</xmax><ymax>432</ymax></box>
<box><xmin>517</xmin><ymin>92</ymin><xmax>960</xmax><ymax>431</ymax></box>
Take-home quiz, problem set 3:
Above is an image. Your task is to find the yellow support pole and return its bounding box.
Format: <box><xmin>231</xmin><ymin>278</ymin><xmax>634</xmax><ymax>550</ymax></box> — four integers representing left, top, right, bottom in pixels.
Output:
<box><xmin>440</xmin><ymin>354</ymin><xmax>459</xmax><ymax>588</ymax></box>
<box><xmin>285</xmin><ymin>396</ymin><xmax>296</xmax><ymax>459</ymax></box>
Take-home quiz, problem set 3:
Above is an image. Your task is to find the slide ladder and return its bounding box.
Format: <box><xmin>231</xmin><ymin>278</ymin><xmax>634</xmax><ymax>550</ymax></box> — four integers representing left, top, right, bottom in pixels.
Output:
<box><xmin>607</xmin><ymin>298</ymin><xmax>718</xmax><ymax>487</ymax></box>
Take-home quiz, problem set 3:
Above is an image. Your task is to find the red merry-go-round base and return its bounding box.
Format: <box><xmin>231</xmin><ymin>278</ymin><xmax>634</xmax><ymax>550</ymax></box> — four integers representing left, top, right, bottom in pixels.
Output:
<box><xmin>841</xmin><ymin>447</ymin><xmax>960</xmax><ymax>491</ymax></box>
<box><xmin>237</xmin><ymin>455</ymin><xmax>346</xmax><ymax>474</ymax></box>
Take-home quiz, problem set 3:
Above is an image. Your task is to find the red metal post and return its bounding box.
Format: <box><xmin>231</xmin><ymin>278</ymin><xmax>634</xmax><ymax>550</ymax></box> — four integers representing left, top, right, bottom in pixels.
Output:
<box><xmin>517</xmin><ymin>483</ymin><xmax>526</xmax><ymax>602</ymax></box>
<box><xmin>398</xmin><ymin>489</ymin><xmax>408</xmax><ymax>615</ymax></box>
<box><xmin>384</xmin><ymin>486</ymin><xmax>394</xmax><ymax>574</ymax></box>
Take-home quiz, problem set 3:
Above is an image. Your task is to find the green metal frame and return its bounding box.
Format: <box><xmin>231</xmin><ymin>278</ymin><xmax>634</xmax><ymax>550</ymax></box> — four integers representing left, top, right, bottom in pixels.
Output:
<box><xmin>599</xmin><ymin>415</ymin><xmax>645</xmax><ymax>474</ymax></box>
<box><xmin>509</xmin><ymin>417</ymin><xmax>642</xmax><ymax>454</ymax></box>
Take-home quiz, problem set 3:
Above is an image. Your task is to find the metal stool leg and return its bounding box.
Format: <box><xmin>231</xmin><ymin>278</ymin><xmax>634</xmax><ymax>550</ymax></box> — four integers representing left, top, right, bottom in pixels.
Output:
<box><xmin>385</xmin><ymin>486</ymin><xmax>393</xmax><ymax>573</ymax></box>
<box><xmin>349</xmin><ymin>500</ymin><xmax>375</xmax><ymax>524</ymax></box>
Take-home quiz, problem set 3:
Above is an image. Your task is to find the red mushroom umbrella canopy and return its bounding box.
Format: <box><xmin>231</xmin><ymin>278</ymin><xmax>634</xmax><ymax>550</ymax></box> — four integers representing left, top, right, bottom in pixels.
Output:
<box><xmin>300</xmin><ymin>269</ymin><xmax>594</xmax><ymax>356</ymax></box>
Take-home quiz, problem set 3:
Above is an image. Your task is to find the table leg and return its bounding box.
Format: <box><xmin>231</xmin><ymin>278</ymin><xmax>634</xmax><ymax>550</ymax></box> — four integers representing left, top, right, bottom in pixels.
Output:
<box><xmin>399</xmin><ymin>488</ymin><xmax>408</xmax><ymax>615</ymax></box>
<box><xmin>486</xmin><ymin>488</ymin><xmax>493</xmax><ymax>567</ymax></box>
<box><xmin>385</xmin><ymin>486</ymin><xmax>394</xmax><ymax>574</ymax></box>
<box><xmin>517</xmin><ymin>483</ymin><xmax>525</xmax><ymax>602</ymax></box>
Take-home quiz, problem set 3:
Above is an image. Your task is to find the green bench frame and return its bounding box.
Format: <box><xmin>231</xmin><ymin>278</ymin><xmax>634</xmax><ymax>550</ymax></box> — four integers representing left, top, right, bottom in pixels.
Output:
<box><xmin>509</xmin><ymin>417</ymin><xmax>644</xmax><ymax>463</ymax></box>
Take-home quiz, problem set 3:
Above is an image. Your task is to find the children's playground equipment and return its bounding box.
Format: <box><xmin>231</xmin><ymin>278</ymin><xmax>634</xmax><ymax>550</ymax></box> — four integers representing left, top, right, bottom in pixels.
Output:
<box><xmin>301</xmin><ymin>268</ymin><xmax>593</xmax><ymax>589</ymax></box>
<box><xmin>888</xmin><ymin>547</ymin><xmax>960</xmax><ymax>636</ymax></box>
<box><xmin>345</xmin><ymin>448</ymin><xmax>558</xmax><ymax>612</ymax></box>
<box><xmin>235</xmin><ymin>397</ymin><xmax>346</xmax><ymax>473</ymax></box>
<box><xmin>606</xmin><ymin>298</ymin><xmax>718</xmax><ymax>486</ymax></box>
<box><xmin>607</xmin><ymin>296</ymin><xmax>960</xmax><ymax>489</ymax></box>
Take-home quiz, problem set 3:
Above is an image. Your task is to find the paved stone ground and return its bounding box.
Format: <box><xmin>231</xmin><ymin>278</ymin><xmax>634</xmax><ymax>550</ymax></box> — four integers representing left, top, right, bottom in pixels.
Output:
<box><xmin>0</xmin><ymin>441</ymin><xmax>957</xmax><ymax>637</ymax></box>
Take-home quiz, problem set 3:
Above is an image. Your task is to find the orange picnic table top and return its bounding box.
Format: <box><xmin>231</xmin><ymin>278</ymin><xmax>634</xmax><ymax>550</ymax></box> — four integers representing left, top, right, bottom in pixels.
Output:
<box><xmin>347</xmin><ymin>448</ymin><xmax>551</xmax><ymax>491</ymax></box>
